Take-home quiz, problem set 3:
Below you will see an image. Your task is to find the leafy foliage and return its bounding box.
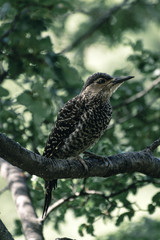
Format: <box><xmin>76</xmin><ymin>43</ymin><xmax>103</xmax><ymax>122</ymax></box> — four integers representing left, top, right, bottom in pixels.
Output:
<box><xmin>0</xmin><ymin>0</ymin><xmax>160</xmax><ymax>238</ymax></box>
<box><xmin>96</xmin><ymin>217</ymin><xmax>160</xmax><ymax>240</ymax></box>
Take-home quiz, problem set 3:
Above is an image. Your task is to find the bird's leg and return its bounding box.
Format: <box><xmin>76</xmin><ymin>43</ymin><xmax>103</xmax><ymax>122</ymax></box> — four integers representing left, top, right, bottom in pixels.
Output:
<box><xmin>68</xmin><ymin>156</ymin><xmax>88</xmax><ymax>173</ymax></box>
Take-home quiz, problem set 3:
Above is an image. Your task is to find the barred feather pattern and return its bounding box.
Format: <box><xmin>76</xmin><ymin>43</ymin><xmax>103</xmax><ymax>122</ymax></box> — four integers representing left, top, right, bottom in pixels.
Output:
<box><xmin>42</xmin><ymin>93</ymin><xmax>112</xmax><ymax>217</ymax></box>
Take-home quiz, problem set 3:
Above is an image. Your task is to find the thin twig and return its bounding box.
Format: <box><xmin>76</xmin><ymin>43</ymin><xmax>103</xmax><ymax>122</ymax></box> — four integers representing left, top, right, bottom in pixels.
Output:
<box><xmin>109</xmin><ymin>97</ymin><xmax>157</xmax><ymax>129</ymax></box>
<box><xmin>55</xmin><ymin>238</ymin><xmax>75</xmax><ymax>240</ymax></box>
<box><xmin>44</xmin><ymin>194</ymin><xmax>78</xmax><ymax>219</ymax></box>
<box><xmin>46</xmin><ymin>178</ymin><xmax>154</xmax><ymax>218</ymax></box>
<box><xmin>146</xmin><ymin>138</ymin><xmax>160</xmax><ymax>152</ymax></box>
<box><xmin>113</xmin><ymin>76</ymin><xmax>160</xmax><ymax>109</ymax></box>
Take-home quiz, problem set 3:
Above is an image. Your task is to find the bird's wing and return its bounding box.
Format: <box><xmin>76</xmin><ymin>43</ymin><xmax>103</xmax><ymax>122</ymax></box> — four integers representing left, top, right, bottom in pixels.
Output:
<box><xmin>42</xmin><ymin>95</ymin><xmax>84</xmax><ymax>218</ymax></box>
<box><xmin>43</xmin><ymin>94</ymin><xmax>84</xmax><ymax>158</ymax></box>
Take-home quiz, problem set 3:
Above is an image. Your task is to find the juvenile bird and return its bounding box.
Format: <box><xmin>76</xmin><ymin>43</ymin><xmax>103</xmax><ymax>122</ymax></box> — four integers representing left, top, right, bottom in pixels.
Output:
<box><xmin>42</xmin><ymin>72</ymin><xmax>134</xmax><ymax>217</ymax></box>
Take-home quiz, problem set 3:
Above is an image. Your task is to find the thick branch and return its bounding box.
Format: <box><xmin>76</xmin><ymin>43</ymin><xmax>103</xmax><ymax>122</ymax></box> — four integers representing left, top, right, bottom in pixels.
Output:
<box><xmin>0</xmin><ymin>133</ymin><xmax>160</xmax><ymax>182</ymax></box>
<box><xmin>0</xmin><ymin>159</ymin><xmax>44</xmax><ymax>240</ymax></box>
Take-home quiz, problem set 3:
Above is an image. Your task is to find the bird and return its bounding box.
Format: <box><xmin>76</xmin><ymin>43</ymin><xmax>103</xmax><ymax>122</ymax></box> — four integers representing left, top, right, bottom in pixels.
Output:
<box><xmin>42</xmin><ymin>72</ymin><xmax>134</xmax><ymax>218</ymax></box>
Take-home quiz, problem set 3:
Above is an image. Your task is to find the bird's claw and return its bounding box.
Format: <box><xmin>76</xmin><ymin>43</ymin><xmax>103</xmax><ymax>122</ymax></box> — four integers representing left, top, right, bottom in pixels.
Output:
<box><xmin>103</xmin><ymin>156</ymin><xmax>110</xmax><ymax>167</ymax></box>
<box><xmin>78</xmin><ymin>156</ymin><xmax>88</xmax><ymax>173</ymax></box>
<box><xmin>83</xmin><ymin>151</ymin><xmax>98</xmax><ymax>159</ymax></box>
<box><xmin>83</xmin><ymin>151</ymin><xmax>110</xmax><ymax>168</ymax></box>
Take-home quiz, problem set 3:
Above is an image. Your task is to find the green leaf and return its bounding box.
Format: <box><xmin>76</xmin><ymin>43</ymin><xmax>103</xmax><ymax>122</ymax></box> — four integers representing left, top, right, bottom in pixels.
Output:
<box><xmin>78</xmin><ymin>223</ymin><xmax>86</xmax><ymax>237</ymax></box>
<box><xmin>148</xmin><ymin>203</ymin><xmax>155</xmax><ymax>214</ymax></box>
<box><xmin>0</xmin><ymin>86</ymin><xmax>9</xmax><ymax>97</ymax></box>
<box><xmin>0</xmin><ymin>86</ymin><xmax>9</xmax><ymax>96</ymax></box>
<box><xmin>116</xmin><ymin>211</ymin><xmax>134</xmax><ymax>226</ymax></box>
<box><xmin>13</xmin><ymin>219</ymin><xmax>23</xmax><ymax>236</ymax></box>
<box><xmin>130</xmin><ymin>187</ymin><xmax>137</xmax><ymax>195</ymax></box>
<box><xmin>86</xmin><ymin>224</ymin><xmax>95</xmax><ymax>236</ymax></box>
<box><xmin>152</xmin><ymin>192</ymin><xmax>160</xmax><ymax>206</ymax></box>
<box><xmin>133</xmin><ymin>40</ymin><xmax>143</xmax><ymax>51</ymax></box>
<box><xmin>17</xmin><ymin>91</ymin><xmax>32</xmax><ymax>106</ymax></box>
<box><xmin>108</xmin><ymin>201</ymin><xmax>117</xmax><ymax>213</ymax></box>
<box><xmin>116</xmin><ymin>213</ymin><xmax>127</xmax><ymax>226</ymax></box>
<box><xmin>87</xmin><ymin>216</ymin><xmax>94</xmax><ymax>224</ymax></box>
<box><xmin>127</xmin><ymin>209</ymin><xmax>134</xmax><ymax>220</ymax></box>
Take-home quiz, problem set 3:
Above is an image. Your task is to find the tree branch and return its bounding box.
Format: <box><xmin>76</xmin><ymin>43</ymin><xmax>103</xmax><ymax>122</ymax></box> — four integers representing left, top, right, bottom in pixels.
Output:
<box><xmin>0</xmin><ymin>219</ymin><xmax>14</xmax><ymax>240</ymax></box>
<box><xmin>0</xmin><ymin>158</ymin><xmax>44</xmax><ymax>240</ymax></box>
<box><xmin>60</xmin><ymin>0</ymin><xmax>132</xmax><ymax>53</ymax></box>
<box><xmin>109</xmin><ymin>96</ymin><xmax>157</xmax><ymax>129</ymax></box>
<box><xmin>46</xmin><ymin>178</ymin><xmax>154</xmax><ymax>218</ymax></box>
<box><xmin>0</xmin><ymin>133</ymin><xmax>160</xmax><ymax>182</ymax></box>
<box><xmin>55</xmin><ymin>238</ymin><xmax>75</xmax><ymax>240</ymax></box>
<box><xmin>113</xmin><ymin>76</ymin><xmax>160</xmax><ymax>109</ymax></box>
<box><xmin>146</xmin><ymin>138</ymin><xmax>160</xmax><ymax>152</ymax></box>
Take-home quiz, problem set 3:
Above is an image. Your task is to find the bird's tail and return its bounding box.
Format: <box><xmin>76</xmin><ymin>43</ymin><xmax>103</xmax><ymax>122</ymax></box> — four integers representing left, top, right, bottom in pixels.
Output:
<box><xmin>42</xmin><ymin>179</ymin><xmax>57</xmax><ymax>218</ymax></box>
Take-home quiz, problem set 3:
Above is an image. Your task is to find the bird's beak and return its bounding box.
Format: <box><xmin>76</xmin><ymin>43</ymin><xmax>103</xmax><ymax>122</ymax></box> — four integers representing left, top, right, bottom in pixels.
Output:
<box><xmin>113</xmin><ymin>75</ymin><xmax>134</xmax><ymax>85</ymax></box>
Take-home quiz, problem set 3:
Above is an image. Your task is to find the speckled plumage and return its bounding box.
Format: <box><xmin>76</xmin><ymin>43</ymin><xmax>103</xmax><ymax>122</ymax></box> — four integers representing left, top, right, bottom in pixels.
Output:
<box><xmin>42</xmin><ymin>72</ymin><xmax>134</xmax><ymax>217</ymax></box>
<box><xmin>43</xmin><ymin>95</ymin><xmax>112</xmax><ymax>159</ymax></box>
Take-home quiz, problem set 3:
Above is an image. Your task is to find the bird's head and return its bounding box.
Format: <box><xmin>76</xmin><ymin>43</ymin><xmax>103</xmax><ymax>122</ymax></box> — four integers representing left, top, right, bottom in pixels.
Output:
<box><xmin>81</xmin><ymin>72</ymin><xmax>134</xmax><ymax>99</ymax></box>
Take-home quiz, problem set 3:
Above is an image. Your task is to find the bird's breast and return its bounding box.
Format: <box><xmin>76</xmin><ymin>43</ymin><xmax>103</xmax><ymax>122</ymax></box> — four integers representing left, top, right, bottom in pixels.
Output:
<box><xmin>82</xmin><ymin>102</ymin><xmax>112</xmax><ymax>136</ymax></box>
<box><xmin>59</xmin><ymin>101</ymin><xmax>112</xmax><ymax>157</ymax></box>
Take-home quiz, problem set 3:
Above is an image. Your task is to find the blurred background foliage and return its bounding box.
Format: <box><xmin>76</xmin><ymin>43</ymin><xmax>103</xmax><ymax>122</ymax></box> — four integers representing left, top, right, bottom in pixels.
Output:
<box><xmin>0</xmin><ymin>0</ymin><xmax>160</xmax><ymax>239</ymax></box>
<box><xmin>96</xmin><ymin>217</ymin><xmax>160</xmax><ymax>240</ymax></box>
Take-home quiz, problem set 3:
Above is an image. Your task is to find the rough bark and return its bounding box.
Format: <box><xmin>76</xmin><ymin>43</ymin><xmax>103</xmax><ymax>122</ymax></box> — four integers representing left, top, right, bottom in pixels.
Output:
<box><xmin>0</xmin><ymin>132</ymin><xmax>159</xmax><ymax>240</ymax></box>
<box><xmin>0</xmin><ymin>158</ymin><xmax>44</xmax><ymax>240</ymax></box>
<box><xmin>0</xmin><ymin>133</ymin><xmax>160</xmax><ymax>182</ymax></box>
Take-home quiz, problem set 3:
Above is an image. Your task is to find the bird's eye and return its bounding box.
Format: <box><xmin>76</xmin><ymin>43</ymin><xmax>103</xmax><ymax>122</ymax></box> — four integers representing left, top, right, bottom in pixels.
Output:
<box><xmin>97</xmin><ymin>78</ymin><xmax>106</xmax><ymax>84</ymax></box>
